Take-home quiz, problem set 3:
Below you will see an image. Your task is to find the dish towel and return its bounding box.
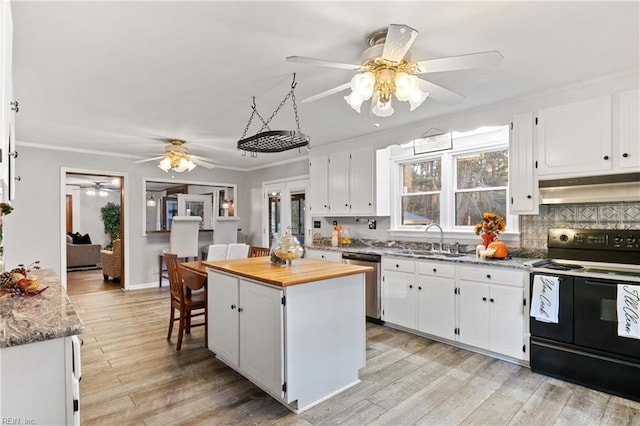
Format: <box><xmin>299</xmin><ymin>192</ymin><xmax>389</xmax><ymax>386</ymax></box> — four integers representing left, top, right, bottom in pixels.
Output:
<box><xmin>617</xmin><ymin>284</ymin><xmax>640</xmax><ymax>340</ymax></box>
<box><xmin>530</xmin><ymin>275</ymin><xmax>560</xmax><ymax>323</ymax></box>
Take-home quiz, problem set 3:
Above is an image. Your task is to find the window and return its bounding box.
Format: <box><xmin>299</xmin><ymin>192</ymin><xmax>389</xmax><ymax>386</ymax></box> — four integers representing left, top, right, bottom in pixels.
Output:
<box><xmin>401</xmin><ymin>159</ymin><xmax>441</xmax><ymax>225</ymax></box>
<box><xmin>392</xmin><ymin>126</ymin><xmax>515</xmax><ymax>237</ymax></box>
<box><xmin>454</xmin><ymin>150</ymin><xmax>509</xmax><ymax>226</ymax></box>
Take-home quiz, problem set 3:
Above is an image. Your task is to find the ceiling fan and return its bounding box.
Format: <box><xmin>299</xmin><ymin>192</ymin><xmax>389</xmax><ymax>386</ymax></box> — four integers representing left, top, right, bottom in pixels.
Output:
<box><xmin>133</xmin><ymin>139</ymin><xmax>217</xmax><ymax>173</ymax></box>
<box><xmin>287</xmin><ymin>24</ymin><xmax>503</xmax><ymax>117</ymax></box>
<box><xmin>80</xmin><ymin>182</ymin><xmax>112</xmax><ymax>197</ymax></box>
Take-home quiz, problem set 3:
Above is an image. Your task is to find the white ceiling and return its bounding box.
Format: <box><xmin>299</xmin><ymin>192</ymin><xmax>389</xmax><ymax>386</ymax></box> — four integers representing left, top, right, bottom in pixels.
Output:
<box><xmin>12</xmin><ymin>1</ymin><xmax>639</xmax><ymax>171</ymax></box>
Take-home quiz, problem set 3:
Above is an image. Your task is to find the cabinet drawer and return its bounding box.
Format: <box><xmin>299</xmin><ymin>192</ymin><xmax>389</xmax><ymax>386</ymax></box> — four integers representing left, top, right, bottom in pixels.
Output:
<box><xmin>382</xmin><ymin>257</ymin><xmax>415</xmax><ymax>273</ymax></box>
<box><xmin>305</xmin><ymin>249</ymin><xmax>343</xmax><ymax>263</ymax></box>
<box><xmin>416</xmin><ymin>260</ymin><xmax>455</xmax><ymax>278</ymax></box>
<box><xmin>458</xmin><ymin>266</ymin><xmax>524</xmax><ymax>287</ymax></box>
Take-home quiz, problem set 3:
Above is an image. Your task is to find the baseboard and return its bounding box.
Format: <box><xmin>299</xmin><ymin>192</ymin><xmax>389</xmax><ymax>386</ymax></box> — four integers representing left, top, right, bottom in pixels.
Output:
<box><xmin>125</xmin><ymin>282</ymin><xmax>161</xmax><ymax>291</ymax></box>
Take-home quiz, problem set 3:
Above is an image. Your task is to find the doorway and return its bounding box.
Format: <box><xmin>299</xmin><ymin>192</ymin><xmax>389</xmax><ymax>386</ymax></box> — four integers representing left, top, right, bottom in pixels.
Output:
<box><xmin>262</xmin><ymin>177</ymin><xmax>310</xmax><ymax>248</ymax></box>
<box><xmin>63</xmin><ymin>171</ymin><xmax>125</xmax><ymax>295</ymax></box>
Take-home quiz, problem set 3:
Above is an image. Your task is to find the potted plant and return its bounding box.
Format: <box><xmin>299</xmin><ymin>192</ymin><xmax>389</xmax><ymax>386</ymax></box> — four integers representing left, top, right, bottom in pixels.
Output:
<box><xmin>100</xmin><ymin>202</ymin><xmax>121</xmax><ymax>249</ymax></box>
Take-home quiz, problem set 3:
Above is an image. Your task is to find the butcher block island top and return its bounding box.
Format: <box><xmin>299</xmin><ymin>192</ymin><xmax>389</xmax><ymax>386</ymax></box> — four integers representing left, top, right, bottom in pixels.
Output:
<box><xmin>202</xmin><ymin>256</ymin><xmax>372</xmax><ymax>287</ymax></box>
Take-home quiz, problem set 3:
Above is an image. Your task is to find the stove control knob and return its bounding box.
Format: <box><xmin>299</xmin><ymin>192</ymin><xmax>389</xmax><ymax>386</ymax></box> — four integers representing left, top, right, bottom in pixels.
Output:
<box><xmin>626</xmin><ymin>235</ymin><xmax>637</xmax><ymax>245</ymax></box>
<box><xmin>559</xmin><ymin>234</ymin><xmax>569</xmax><ymax>242</ymax></box>
<box><xmin>613</xmin><ymin>235</ymin><xmax>624</xmax><ymax>245</ymax></box>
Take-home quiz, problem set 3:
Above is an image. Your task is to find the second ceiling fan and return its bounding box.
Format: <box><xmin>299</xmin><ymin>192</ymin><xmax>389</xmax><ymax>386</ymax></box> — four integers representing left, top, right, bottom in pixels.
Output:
<box><xmin>287</xmin><ymin>24</ymin><xmax>503</xmax><ymax>117</ymax></box>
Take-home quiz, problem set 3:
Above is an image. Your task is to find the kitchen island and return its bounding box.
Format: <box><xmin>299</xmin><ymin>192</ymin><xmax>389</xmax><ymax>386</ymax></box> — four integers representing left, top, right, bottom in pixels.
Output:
<box><xmin>203</xmin><ymin>257</ymin><xmax>372</xmax><ymax>413</ymax></box>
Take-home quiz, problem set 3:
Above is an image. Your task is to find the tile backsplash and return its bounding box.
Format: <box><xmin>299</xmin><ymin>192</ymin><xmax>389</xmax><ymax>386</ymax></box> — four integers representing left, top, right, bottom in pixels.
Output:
<box><xmin>520</xmin><ymin>201</ymin><xmax>640</xmax><ymax>249</ymax></box>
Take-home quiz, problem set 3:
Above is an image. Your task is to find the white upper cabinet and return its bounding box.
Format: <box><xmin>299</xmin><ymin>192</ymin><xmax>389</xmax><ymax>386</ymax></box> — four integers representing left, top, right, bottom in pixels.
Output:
<box><xmin>617</xmin><ymin>89</ymin><xmax>640</xmax><ymax>171</ymax></box>
<box><xmin>328</xmin><ymin>151</ymin><xmax>351</xmax><ymax>215</ymax></box>
<box><xmin>536</xmin><ymin>96</ymin><xmax>613</xmax><ymax>178</ymax></box>
<box><xmin>349</xmin><ymin>145</ymin><xmax>375</xmax><ymax>215</ymax></box>
<box><xmin>309</xmin><ymin>155</ymin><xmax>329</xmax><ymax>215</ymax></box>
<box><xmin>309</xmin><ymin>145</ymin><xmax>376</xmax><ymax>216</ymax></box>
<box><xmin>0</xmin><ymin>1</ymin><xmax>14</xmax><ymax>202</ymax></box>
<box><xmin>509</xmin><ymin>112</ymin><xmax>538</xmax><ymax>215</ymax></box>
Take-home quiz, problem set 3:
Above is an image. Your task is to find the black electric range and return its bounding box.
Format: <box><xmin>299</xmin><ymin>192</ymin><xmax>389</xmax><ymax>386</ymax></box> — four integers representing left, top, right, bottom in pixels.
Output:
<box><xmin>529</xmin><ymin>228</ymin><xmax>640</xmax><ymax>402</ymax></box>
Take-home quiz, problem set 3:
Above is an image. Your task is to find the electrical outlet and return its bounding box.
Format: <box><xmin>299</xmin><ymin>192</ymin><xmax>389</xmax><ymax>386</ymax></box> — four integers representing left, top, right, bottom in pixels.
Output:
<box><xmin>368</xmin><ymin>220</ymin><xmax>376</xmax><ymax>230</ymax></box>
<box><xmin>313</xmin><ymin>220</ymin><xmax>321</xmax><ymax>229</ymax></box>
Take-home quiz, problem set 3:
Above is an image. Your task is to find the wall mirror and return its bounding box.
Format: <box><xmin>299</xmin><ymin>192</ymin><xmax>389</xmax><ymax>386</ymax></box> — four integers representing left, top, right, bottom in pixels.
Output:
<box><xmin>143</xmin><ymin>178</ymin><xmax>237</xmax><ymax>234</ymax></box>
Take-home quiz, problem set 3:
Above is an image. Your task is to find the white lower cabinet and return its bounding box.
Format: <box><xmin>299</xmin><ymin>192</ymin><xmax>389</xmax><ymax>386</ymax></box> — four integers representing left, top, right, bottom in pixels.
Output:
<box><xmin>382</xmin><ymin>257</ymin><xmax>527</xmax><ymax>361</ymax></box>
<box><xmin>457</xmin><ymin>266</ymin><xmax>526</xmax><ymax>360</ymax></box>
<box><xmin>304</xmin><ymin>248</ymin><xmax>342</xmax><ymax>263</ymax></box>
<box><xmin>416</xmin><ymin>260</ymin><xmax>456</xmax><ymax>340</ymax></box>
<box><xmin>208</xmin><ymin>273</ymin><xmax>284</xmax><ymax>398</ymax></box>
<box><xmin>0</xmin><ymin>335</ymin><xmax>81</xmax><ymax>425</ymax></box>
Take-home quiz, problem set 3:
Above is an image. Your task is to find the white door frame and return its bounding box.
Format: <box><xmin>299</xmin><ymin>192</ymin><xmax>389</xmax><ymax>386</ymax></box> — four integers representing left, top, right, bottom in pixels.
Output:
<box><xmin>60</xmin><ymin>168</ymin><xmax>129</xmax><ymax>290</ymax></box>
<box><xmin>261</xmin><ymin>176</ymin><xmax>309</xmax><ymax>248</ymax></box>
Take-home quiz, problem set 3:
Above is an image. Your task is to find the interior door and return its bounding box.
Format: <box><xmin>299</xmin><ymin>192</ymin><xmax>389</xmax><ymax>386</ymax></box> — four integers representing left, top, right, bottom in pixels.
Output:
<box><xmin>262</xmin><ymin>178</ymin><xmax>309</xmax><ymax>248</ymax></box>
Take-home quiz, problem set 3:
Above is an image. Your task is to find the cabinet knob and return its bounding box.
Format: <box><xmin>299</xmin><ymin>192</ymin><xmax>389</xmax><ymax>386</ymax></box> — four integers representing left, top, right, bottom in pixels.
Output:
<box><xmin>482</xmin><ymin>297</ymin><xmax>487</xmax><ymax>301</ymax></box>
<box><xmin>368</xmin><ymin>202</ymin><xmax>372</xmax><ymax>206</ymax></box>
<box><xmin>623</xmin><ymin>153</ymin><xmax>629</xmax><ymax>158</ymax></box>
<box><xmin>230</xmin><ymin>304</ymin><xmax>236</xmax><ymax>310</ymax></box>
<box><xmin>527</xmin><ymin>195</ymin><xmax>532</xmax><ymax>199</ymax></box>
<box><xmin>9</xmin><ymin>151</ymin><xmax>18</xmax><ymax>159</ymax></box>
<box><xmin>10</xmin><ymin>100</ymin><xmax>19</xmax><ymax>112</ymax></box>
<box><xmin>409</xmin><ymin>284</ymin><xmax>413</xmax><ymax>289</ymax></box>
<box><xmin>418</xmin><ymin>286</ymin><xmax>422</xmax><ymax>290</ymax></box>
<box><xmin>603</xmin><ymin>155</ymin><xmax>609</xmax><ymax>160</ymax></box>
<box><xmin>345</xmin><ymin>204</ymin><xmax>348</xmax><ymax>207</ymax></box>
<box><xmin>433</xmin><ymin>268</ymin><xmax>437</xmax><ymax>273</ymax></box>
<box><xmin>323</xmin><ymin>204</ymin><xmax>327</xmax><ymax>208</ymax></box>
<box><xmin>396</xmin><ymin>264</ymin><xmax>399</xmax><ymax>268</ymax></box>
<box><xmin>15</xmin><ymin>176</ymin><xmax>21</xmax><ymax>182</ymax></box>
<box><xmin>490</xmin><ymin>298</ymin><xmax>495</xmax><ymax>303</ymax></box>
<box><xmin>486</xmin><ymin>274</ymin><xmax>491</xmax><ymax>279</ymax></box>
<box><xmin>238</xmin><ymin>307</ymin><xmax>244</xmax><ymax>312</ymax></box>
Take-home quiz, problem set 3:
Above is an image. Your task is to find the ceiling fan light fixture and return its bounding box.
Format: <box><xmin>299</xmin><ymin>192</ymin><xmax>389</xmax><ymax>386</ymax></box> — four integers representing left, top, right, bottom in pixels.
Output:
<box><xmin>344</xmin><ymin>91</ymin><xmax>364</xmax><ymax>112</ymax></box>
<box><xmin>86</xmin><ymin>188</ymin><xmax>96</xmax><ymax>197</ymax></box>
<box><xmin>350</xmin><ymin>72</ymin><xmax>375</xmax><ymax>100</ymax></box>
<box><xmin>409</xmin><ymin>90</ymin><xmax>429</xmax><ymax>111</ymax></box>
<box><xmin>372</xmin><ymin>93</ymin><xmax>394</xmax><ymax>117</ymax></box>
<box><xmin>158</xmin><ymin>157</ymin><xmax>172</xmax><ymax>172</ymax></box>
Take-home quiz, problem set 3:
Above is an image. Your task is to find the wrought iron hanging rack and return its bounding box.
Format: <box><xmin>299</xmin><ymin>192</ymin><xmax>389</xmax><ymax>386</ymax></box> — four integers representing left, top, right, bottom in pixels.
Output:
<box><xmin>237</xmin><ymin>74</ymin><xmax>310</xmax><ymax>157</ymax></box>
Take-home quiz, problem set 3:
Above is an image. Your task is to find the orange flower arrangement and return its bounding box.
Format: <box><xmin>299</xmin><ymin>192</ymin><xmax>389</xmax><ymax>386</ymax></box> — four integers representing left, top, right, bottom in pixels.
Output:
<box><xmin>474</xmin><ymin>212</ymin><xmax>506</xmax><ymax>247</ymax></box>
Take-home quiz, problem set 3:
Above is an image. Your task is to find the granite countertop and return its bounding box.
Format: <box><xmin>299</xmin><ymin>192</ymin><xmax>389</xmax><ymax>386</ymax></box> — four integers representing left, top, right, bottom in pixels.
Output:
<box><xmin>0</xmin><ymin>269</ymin><xmax>85</xmax><ymax>348</ymax></box>
<box><xmin>305</xmin><ymin>244</ymin><xmax>538</xmax><ymax>271</ymax></box>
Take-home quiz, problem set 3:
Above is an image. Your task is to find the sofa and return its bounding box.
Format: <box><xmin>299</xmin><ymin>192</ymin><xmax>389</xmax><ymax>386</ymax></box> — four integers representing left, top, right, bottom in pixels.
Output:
<box><xmin>66</xmin><ymin>235</ymin><xmax>101</xmax><ymax>269</ymax></box>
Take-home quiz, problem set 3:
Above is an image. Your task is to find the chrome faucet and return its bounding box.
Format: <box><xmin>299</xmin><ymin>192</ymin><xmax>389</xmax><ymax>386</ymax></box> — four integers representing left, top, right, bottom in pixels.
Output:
<box><xmin>424</xmin><ymin>223</ymin><xmax>444</xmax><ymax>252</ymax></box>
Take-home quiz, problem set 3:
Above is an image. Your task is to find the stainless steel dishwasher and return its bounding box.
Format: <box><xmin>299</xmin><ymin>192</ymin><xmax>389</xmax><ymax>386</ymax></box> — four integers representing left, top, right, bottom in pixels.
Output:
<box><xmin>342</xmin><ymin>252</ymin><xmax>382</xmax><ymax>321</ymax></box>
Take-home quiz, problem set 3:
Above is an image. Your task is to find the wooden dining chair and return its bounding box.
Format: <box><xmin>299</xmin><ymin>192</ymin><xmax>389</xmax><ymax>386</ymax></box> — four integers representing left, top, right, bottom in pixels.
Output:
<box><xmin>249</xmin><ymin>246</ymin><xmax>271</xmax><ymax>257</ymax></box>
<box><xmin>165</xmin><ymin>253</ymin><xmax>205</xmax><ymax>351</ymax></box>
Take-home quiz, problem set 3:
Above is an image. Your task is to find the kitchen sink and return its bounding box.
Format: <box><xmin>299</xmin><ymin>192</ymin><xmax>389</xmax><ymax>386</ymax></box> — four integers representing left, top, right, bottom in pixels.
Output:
<box><xmin>407</xmin><ymin>250</ymin><xmax>467</xmax><ymax>258</ymax></box>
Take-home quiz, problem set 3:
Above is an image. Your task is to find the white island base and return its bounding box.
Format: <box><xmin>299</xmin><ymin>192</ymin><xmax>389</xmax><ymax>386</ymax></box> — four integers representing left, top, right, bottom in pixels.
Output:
<box><xmin>207</xmin><ymin>266</ymin><xmax>366</xmax><ymax>413</ymax></box>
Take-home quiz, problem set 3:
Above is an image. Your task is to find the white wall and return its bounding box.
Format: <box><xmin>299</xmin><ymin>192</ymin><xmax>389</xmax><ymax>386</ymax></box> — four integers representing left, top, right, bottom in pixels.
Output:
<box><xmin>4</xmin><ymin>146</ymin><xmax>247</xmax><ymax>287</ymax></box>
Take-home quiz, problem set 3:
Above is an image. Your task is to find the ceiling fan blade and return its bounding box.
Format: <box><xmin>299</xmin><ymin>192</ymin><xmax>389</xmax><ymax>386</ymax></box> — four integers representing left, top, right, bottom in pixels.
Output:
<box><xmin>286</xmin><ymin>56</ymin><xmax>361</xmax><ymax>71</ymax></box>
<box><xmin>418</xmin><ymin>78</ymin><xmax>465</xmax><ymax>104</ymax></box>
<box><xmin>191</xmin><ymin>158</ymin><xmax>216</xmax><ymax>169</ymax></box>
<box><xmin>381</xmin><ymin>24</ymin><xmax>419</xmax><ymax>64</ymax></box>
<box><xmin>133</xmin><ymin>156</ymin><xmax>165</xmax><ymax>164</ymax></box>
<box><xmin>414</xmin><ymin>51</ymin><xmax>504</xmax><ymax>74</ymax></box>
<box><xmin>302</xmin><ymin>82</ymin><xmax>351</xmax><ymax>103</ymax></box>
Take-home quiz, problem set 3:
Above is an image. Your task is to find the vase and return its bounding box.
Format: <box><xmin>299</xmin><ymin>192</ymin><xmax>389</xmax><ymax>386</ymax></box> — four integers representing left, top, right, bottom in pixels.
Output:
<box><xmin>481</xmin><ymin>232</ymin><xmax>496</xmax><ymax>248</ymax></box>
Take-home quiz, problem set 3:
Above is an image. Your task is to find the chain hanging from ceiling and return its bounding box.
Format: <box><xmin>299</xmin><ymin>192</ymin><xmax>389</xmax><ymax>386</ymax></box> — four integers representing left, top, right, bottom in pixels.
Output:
<box><xmin>237</xmin><ymin>74</ymin><xmax>310</xmax><ymax>157</ymax></box>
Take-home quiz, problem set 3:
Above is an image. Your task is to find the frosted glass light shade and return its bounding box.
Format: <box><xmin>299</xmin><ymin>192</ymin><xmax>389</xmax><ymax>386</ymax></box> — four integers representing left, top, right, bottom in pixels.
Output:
<box><xmin>344</xmin><ymin>91</ymin><xmax>364</xmax><ymax>113</ymax></box>
<box><xmin>350</xmin><ymin>72</ymin><xmax>375</xmax><ymax>100</ymax></box>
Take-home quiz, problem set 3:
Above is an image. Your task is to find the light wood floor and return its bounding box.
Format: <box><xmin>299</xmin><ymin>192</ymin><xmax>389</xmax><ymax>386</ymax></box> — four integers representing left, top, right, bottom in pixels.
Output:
<box><xmin>67</xmin><ymin>269</ymin><xmax>122</xmax><ymax>296</ymax></box>
<box><xmin>69</xmin><ymin>287</ymin><xmax>640</xmax><ymax>425</ymax></box>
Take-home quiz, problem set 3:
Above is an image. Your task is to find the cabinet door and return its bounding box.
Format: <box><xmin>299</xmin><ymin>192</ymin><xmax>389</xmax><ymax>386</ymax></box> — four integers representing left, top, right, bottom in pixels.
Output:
<box><xmin>617</xmin><ymin>89</ymin><xmax>640</xmax><ymax>170</ymax></box>
<box><xmin>208</xmin><ymin>271</ymin><xmax>240</xmax><ymax>366</ymax></box>
<box><xmin>537</xmin><ymin>96</ymin><xmax>612</xmax><ymax>177</ymax></box>
<box><xmin>309</xmin><ymin>156</ymin><xmax>329</xmax><ymax>215</ymax></box>
<box><xmin>417</xmin><ymin>275</ymin><xmax>456</xmax><ymax>340</ymax></box>
<box><xmin>0</xmin><ymin>1</ymin><xmax>13</xmax><ymax>201</ymax></box>
<box><xmin>239</xmin><ymin>279</ymin><xmax>284</xmax><ymax>397</ymax></box>
<box><xmin>458</xmin><ymin>280</ymin><xmax>490</xmax><ymax>350</ymax></box>
<box><xmin>328</xmin><ymin>151</ymin><xmax>350</xmax><ymax>215</ymax></box>
<box><xmin>349</xmin><ymin>145</ymin><xmax>375</xmax><ymax>215</ymax></box>
<box><xmin>509</xmin><ymin>112</ymin><xmax>538</xmax><ymax>214</ymax></box>
<box><xmin>382</xmin><ymin>270</ymin><xmax>416</xmax><ymax>328</ymax></box>
<box><xmin>304</xmin><ymin>249</ymin><xmax>342</xmax><ymax>263</ymax></box>
<box><xmin>489</xmin><ymin>284</ymin><xmax>524</xmax><ymax>359</ymax></box>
